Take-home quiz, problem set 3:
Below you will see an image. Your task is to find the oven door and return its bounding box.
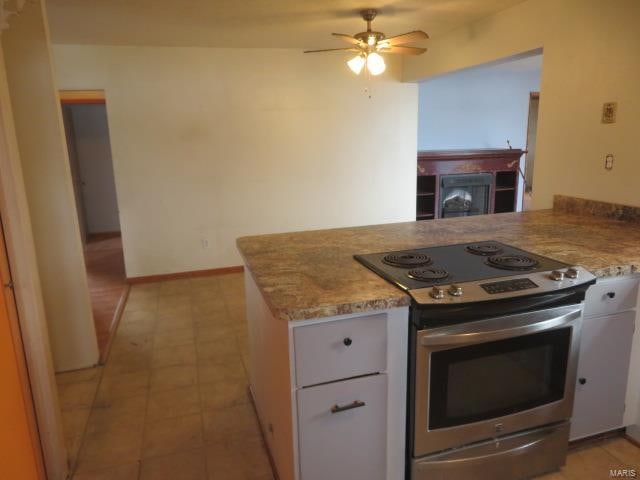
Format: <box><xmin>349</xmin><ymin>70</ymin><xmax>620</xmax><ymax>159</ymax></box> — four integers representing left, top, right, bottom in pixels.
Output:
<box><xmin>413</xmin><ymin>304</ymin><xmax>581</xmax><ymax>457</ymax></box>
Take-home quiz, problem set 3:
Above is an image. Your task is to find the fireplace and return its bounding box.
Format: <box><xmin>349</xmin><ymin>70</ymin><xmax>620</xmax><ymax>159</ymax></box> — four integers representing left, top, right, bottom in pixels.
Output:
<box><xmin>440</xmin><ymin>173</ymin><xmax>492</xmax><ymax>218</ymax></box>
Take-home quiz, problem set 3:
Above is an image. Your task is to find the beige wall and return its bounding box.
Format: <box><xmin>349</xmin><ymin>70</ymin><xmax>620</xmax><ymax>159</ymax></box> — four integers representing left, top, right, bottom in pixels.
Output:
<box><xmin>404</xmin><ymin>0</ymin><xmax>640</xmax><ymax>210</ymax></box>
<box><xmin>52</xmin><ymin>45</ymin><xmax>418</xmax><ymax>277</ymax></box>
<box><xmin>2</xmin><ymin>0</ymin><xmax>98</xmax><ymax>371</ymax></box>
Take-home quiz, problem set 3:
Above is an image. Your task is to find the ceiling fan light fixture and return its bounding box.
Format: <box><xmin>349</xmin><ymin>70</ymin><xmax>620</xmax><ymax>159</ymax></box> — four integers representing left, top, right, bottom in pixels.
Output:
<box><xmin>366</xmin><ymin>52</ymin><xmax>386</xmax><ymax>76</ymax></box>
<box><xmin>347</xmin><ymin>54</ymin><xmax>366</xmax><ymax>75</ymax></box>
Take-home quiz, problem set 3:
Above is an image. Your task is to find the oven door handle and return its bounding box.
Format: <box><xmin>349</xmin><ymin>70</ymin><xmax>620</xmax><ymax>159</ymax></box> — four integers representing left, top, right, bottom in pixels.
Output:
<box><xmin>420</xmin><ymin>307</ymin><xmax>581</xmax><ymax>347</ymax></box>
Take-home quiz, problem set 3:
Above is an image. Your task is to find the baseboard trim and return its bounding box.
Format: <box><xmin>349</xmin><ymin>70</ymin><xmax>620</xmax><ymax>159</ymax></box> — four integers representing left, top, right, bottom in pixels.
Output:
<box><xmin>127</xmin><ymin>265</ymin><xmax>244</xmax><ymax>284</ymax></box>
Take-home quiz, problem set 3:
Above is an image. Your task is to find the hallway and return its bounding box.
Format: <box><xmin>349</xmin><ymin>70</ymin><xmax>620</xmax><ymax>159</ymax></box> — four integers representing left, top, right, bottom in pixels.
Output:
<box><xmin>84</xmin><ymin>234</ymin><xmax>128</xmax><ymax>361</ymax></box>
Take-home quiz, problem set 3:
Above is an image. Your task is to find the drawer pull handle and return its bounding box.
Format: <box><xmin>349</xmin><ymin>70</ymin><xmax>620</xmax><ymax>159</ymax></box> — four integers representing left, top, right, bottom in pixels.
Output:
<box><xmin>578</xmin><ymin>377</ymin><xmax>587</xmax><ymax>385</ymax></box>
<box><xmin>343</xmin><ymin>337</ymin><xmax>353</xmax><ymax>346</ymax></box>
<box><xmin>606</xmin><ymin>292</ymin><xmax>616</xmax><ymax>299</ymax></box>
<box><xmin>331</xmin><ymin>400</ymin><xmax>365</xmax><ymax>414</ymax></box>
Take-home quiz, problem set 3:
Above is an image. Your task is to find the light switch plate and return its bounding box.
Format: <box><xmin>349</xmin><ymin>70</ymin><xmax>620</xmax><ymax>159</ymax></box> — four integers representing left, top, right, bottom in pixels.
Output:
<box><xmin>602</xmin><ymin>102</ymin><xmax>617</xmax><ymax>124</ymax></box>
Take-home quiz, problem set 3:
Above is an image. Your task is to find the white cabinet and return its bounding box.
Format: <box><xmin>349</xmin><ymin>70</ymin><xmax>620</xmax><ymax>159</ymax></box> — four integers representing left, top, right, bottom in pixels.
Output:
<box><xmin>571</xmin><ymin>311</ymin><xmax>635</xmax><ymax>439</ymax></box>
<box><xmin>244</xmin><ymin>271</ymin><xmax>408</xmax><ymax>480</ymax></box>
<box><xmin>294</xmin><ymin>314</ymin><xmax>387</xmax><ymax>387</ymax></box>
<box><xmin>570</xmin><ymin>277</ymin><xmax>639</xmax><ymax>440</ymax></box>
<box><xmin>297</xmin><ymin>374</ymin><xmax>387</xmax><ymax>480</ymax></box>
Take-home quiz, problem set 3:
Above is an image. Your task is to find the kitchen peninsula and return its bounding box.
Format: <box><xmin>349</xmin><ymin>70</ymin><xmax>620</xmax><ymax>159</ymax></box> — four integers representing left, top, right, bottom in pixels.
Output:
<box><xmin>236</xmin><ymin>196</ymin><xmax>640</xmax><ymax>480</ymax></box>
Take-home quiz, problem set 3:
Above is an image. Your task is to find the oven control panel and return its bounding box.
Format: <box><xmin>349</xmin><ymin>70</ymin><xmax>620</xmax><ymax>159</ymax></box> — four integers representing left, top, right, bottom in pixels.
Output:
<box><xmin>409</xmin><ymin>266</ymin><xmax>597</xmax><ymax>305</ymax></box>
<box><xmin>480</xmin><ymin>278</ymin><xmax>539</xmax><ymax>295</ymax></box>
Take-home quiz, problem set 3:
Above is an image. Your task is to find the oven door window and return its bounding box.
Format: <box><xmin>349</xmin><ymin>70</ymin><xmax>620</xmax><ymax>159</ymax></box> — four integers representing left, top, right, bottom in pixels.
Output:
<box><xmin>428</xmin><ymin>328</ymin><xmax>571</xmax><ymax>430</ymax></box>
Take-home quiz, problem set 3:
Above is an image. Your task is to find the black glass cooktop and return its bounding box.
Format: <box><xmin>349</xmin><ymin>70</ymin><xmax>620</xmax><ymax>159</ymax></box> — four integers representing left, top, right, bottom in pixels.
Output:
<box><xmin>354</xmin><ymin>241</ymin><xmax>569</xmax><ymax>292</ymax></box>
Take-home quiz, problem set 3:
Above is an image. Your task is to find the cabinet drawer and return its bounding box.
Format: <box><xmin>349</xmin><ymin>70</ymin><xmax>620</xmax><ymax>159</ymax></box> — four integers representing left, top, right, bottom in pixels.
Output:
<box><xmin>584</xmin><ymin>277</ymin><xmax>639</xmax><ymax>318</ymax></box>
<box><xmin>294</xmin><ymin>314</ymin><xmax>387</xmax><ymax>387</ymax></box>
<box><xmin>297</xmin><ymin>374</ymin><xmax>387</xmax><ymax>480</ymax></box>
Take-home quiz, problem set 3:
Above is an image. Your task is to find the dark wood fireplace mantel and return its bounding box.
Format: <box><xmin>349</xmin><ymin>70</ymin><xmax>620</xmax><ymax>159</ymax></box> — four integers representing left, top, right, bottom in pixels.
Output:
<box><xmin>417</xmin><ymin>149</ymin><xmax>525</xmax><ymax>220</ymax></box>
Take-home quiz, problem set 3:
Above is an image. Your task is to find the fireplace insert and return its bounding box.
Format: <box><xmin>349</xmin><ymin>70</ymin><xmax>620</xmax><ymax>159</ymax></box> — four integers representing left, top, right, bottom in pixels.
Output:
<box><xmin>440</xmin><ymin>173</ymin><xmax>492</xmax><ymax>218</ymax></box>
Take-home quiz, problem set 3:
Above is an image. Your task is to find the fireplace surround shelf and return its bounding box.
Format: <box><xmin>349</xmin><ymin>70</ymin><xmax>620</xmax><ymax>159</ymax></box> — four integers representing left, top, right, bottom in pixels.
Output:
<box><xmin>417</xmin><ymin>149</ymin><xmax>525</xmax><ymax>220</ymax></box>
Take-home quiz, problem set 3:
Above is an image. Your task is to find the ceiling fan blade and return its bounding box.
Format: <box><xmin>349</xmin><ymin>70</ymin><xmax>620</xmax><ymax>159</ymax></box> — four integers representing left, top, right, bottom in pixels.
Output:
<box><xmin>379</xmin><ymin>45</ymin><xmax>428</xmax><ymax>55</ymax></box>
<box><xmin>381</xmin><ymin>30</ymin><xmax>429</xmax><ymax>46</ymax></box>
<box><xmin>303</xmin><ymin>47</ymin><xmax>360</xmax><ymax>53</ymax></box>
<box><xmin>331</xmin><ymin>33</ymin><xmax>363</xmax><ymax>46</ymax></box>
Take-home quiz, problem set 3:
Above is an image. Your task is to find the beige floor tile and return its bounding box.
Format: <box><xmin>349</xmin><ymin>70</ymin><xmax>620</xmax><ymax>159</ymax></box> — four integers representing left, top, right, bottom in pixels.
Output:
<box><xmin>116</xmin><ymin>317</ymin><xmax>157</xmax><ymax>337</ymax></box>
<box><xmin>66</xmin><ymin>434</ymin><xmax>83</xmax><ymax>469</ymax></box>
<box><xmin>140</xmin><ymin>447</ymin><xmax>207</xmax><ymax>480</ymax></box>
<box><xmin>61</xmin><ymin>407</ymin><xmax>92</xmax><ymax>439</ymax></box>
<box><xmin>601</xmin><ymin>438</ymin><xmax>640</xmax><ymax>468</ymax></box>
<box><xmin>205</xmin><ymin>436</ymin><xmax>272</xmax><ymax>480</ymax></box>
<box><xmin>193</xmin><ymin>310</ymin><xmax>236</xmax><ymax>328</ymax></box>
<box><xmin>197</xmin><ymin>359</ymin><xmax>246</xmax><ymax>385</ymax></box>
<box><xmin>156</xmin><ymin>314</ymin><xmax>193</xmax><ymax>332</ymax></box>
<box><xmin>154</xmin><ymin>326</ymin><xmax>195</xmax><ymax>348</ymax></box>
<box><xmin>150</xmin><ymin>364</ymin><xmax>198</xmax><ymax>392</ymax></box>
<box><xmin>158</xmin><ymin>292</ymin><xmax>191</xmax><ymax>307</ymax></box>
<box><xmin>57</xmin><ymin>367</ymin><xmax>102</xmax><ymax>386</ymax></box>
<box><xmin>142</xmin><ymin>413</ymin><xmax>204</xmax><ymax>458</ymax></box>
<box><xmin>72</xmin><ymin>463</ymin><xmax>140</xmax><ymax>480</ymax></box>
<box><xmin>194</xmin><ymin>324</ymin><xmax>236</xmax><ymax>344</ymax></box>
<box><xmin>563</xmin><ymin>444</ymin><xmax>625</xmax><ymax>479</ymax></box>
<box><xmin>103</xmin><ymin>349</ymin><xmax>152</xmax><ymax>376</ymax></box>
<box><xmin>159</xmin><ymin>279</ymin><xmax>192</xmax><ymax>296</ymax></box>
<box><xmin>152</xmin><ymin>343</ymin><xmax>197</xmax><ymax>368</ymax></box>
<box><xmin>189</xmin><ymin>276</ymin><xmax>221</xmax><ymax>289</ymax></box>
<box><xmin>95</xmin><ymin>370</ymin><xmax>150</xmax><ymax>404</ymax></box>
<box><xmin>121</xmin><ymin>296</ymin><xmax>158</xmax><ymax>313</ymax></box>
<box><xmin>192</xmin><ymin>300</ymin><xmax>227</xmax><ymax>316</ymax></box>
<box><xmin>196</xmin><ymin>340</ymin><xmax>241</xmax><ymax>364</ymax></box>
<box><xmin>58</xmin><ymin>381</ymin><xmax>99</xmax><ymax>410</ymax></box>
<box><xmin>127</xmin><ymin>285</ymin><xmax>159</xmax><ymax>299</ymax></box>
<box><xmin>109</xmin><ymin>333</ymin><xmax>154</xmax><ymax>356</ymax></box>
<box><xmin>202</xmin><ymin>403</ymin><xmax>261</xmax><ymax>444</ymax></box>
<box><xmin>199</xmin><ymin>380</ymin><xmax>249</xmax><ymax>410</ymax></box>
<box><xmin>533</xmin><ymin>472</ymin><xmax>567</xmax><ymax>480</ymax></box>
<box><xmin>76</xmin><ymin>428</ymin><xmax>143</xmax><ymax>473</ymax></box>
<box><xmin>85</xmin><ymin>394</ymin><xmax>147</xmax><ymax>436</ymax></box>
<box><xmin>147</xmin><ymin>385</ymin><xmax>201</xmax><ymax>422</ymax></box>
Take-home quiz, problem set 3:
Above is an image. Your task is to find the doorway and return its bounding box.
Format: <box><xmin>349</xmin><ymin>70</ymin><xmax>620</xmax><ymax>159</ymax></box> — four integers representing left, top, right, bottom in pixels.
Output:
<box><xmin>60</xmin><ymin>91</ymin><xmax>128</xmax><ymax>362</ymax></box>
<box><xmin>523</xmin><ymin>92</ymin><xmax>540</xmax><ymax>211</ymax></box>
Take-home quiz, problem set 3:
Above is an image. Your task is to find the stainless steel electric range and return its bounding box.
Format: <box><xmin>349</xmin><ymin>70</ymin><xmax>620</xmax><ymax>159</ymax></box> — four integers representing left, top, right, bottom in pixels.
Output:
<box><xmin>354</xmin><ymin>240</ymin><xmax>597</xmax><ymax>480</ymax></box>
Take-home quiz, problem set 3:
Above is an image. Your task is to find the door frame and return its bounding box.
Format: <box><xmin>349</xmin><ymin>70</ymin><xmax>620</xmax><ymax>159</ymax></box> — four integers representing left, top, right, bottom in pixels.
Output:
<box><xmin>0</xmin><ymin>52</ymin><xmax>68</xmax><ymax>479</ymax></box>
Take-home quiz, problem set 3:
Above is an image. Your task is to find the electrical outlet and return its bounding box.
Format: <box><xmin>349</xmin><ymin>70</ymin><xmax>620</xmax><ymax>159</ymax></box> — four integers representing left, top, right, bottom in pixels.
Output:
<box><xmin>605</xmin><ymin>154</ymin><xmax>614</xmax><ymax>171</ymax></box>
<box><xmin>201</xmin><ymin>238</ymin><xmax>210</xmax><ymax>249</ymax></box>
<box><xmin>602</xmin><ymin>102</ymin><xmax>617</xmax><ymax>124</ymax></box>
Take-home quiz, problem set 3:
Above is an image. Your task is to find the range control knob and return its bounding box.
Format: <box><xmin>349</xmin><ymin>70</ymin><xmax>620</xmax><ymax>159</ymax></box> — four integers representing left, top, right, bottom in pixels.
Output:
<box><xmin>550</xmin><ymin>270</ymin><xmax>565</xmax><ymax>282</ymax></box>
<box><xmin>430</xmin><ymin>286</ymin><xmax>445</xmax><ymax>300</ymax></box>
<box><xmin>448</xmin><ymin>285</ymin><xmax>463</xmax><ymax>297</ymax></box>
<box><xmin>565</xmin><ymin>267</ymin><xmax>580</xmax><ymax>279</ymax></box>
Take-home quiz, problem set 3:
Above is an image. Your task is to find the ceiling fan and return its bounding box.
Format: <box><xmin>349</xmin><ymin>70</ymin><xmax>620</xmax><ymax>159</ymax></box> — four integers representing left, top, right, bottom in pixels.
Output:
<box><xmin>304</xmin><ymin>9</ymin><xmax>429</xmax><ymax>76</ymax></box>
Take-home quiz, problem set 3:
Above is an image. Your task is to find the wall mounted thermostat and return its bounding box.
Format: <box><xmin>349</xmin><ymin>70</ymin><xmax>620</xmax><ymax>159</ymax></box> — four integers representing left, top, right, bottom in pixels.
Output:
<box><xmin>602</xmin><ymin>102</ymin><xmax>617</xmax><ymax>123</ymax></box>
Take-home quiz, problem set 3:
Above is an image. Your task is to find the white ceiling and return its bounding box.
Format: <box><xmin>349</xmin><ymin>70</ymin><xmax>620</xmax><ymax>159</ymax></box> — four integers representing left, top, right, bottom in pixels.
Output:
<box><xmin>46</xmin><ymin>0</ymin><xmax>527</xmax><ymax>48</ymax></box>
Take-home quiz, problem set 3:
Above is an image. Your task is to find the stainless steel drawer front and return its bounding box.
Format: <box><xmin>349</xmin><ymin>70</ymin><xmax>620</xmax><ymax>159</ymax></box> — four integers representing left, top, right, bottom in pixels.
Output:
<box><xmin>412</xmin><ymin>422</ymin><xmax>570</xmax><ymax>480</ymax></box>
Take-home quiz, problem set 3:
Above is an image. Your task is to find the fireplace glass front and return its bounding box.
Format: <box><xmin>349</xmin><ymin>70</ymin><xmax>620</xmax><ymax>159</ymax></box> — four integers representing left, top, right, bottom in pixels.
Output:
<box><xmin>440</xmin><ymin>173</ymin><xmax>492</xmax><ymax>218</ymax></box>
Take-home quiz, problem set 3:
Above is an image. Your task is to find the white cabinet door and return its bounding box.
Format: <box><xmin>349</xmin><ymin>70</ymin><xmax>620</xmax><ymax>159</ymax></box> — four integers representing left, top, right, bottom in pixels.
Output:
<box><xmin>571</xmin><ymin>311</ymin><xmax>635</xmax><ymax>440</ymax></box>
<box><xmin>297</xmin><ymin>374</ymin><xmax>387</xmax><ymax>480</ymax></box>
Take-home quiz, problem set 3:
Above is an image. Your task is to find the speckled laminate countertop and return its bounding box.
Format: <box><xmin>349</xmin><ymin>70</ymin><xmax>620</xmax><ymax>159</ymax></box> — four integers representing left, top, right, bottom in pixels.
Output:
<box><xmin>236</xmin><ymin>208</ymin><xmax>640</xmax><ymax>322</ymax></box>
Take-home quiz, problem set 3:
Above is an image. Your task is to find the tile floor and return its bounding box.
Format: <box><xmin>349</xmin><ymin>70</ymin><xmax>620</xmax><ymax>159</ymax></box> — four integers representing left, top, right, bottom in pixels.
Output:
<box><xmin>56</xmin><ymin>272</ymin><xmax>640</xmax><ymax>479</ymax></box>
<box><xmin>56</xmin><ymin>273</ymin><xmax>272</xmax><ymax>479</ymax></box>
